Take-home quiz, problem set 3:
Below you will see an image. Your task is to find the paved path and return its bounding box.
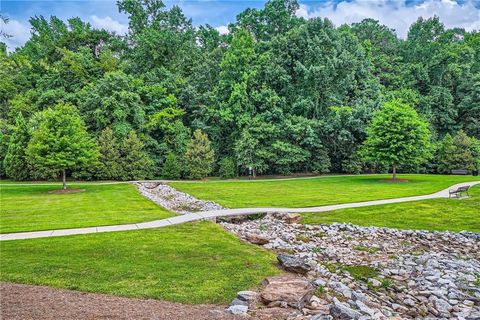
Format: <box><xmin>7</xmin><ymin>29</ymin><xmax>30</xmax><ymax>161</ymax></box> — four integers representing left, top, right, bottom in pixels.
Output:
<box><xmin>1</xmin><ymin>181</ymin><xmax>479</xmax><ymax>241</ymax></box>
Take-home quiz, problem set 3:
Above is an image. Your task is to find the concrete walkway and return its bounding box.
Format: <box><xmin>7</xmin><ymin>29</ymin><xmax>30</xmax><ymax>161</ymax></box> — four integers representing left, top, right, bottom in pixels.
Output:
<box><xmin>1</xmin><ymin>181</ymin><xmax>479</xmax><ymax>241</ymax></box>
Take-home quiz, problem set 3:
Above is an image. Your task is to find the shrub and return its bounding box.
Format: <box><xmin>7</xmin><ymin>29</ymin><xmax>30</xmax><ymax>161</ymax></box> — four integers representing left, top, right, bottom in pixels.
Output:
<box><xmin>162</xmin><ymin>153</ymin><xmax>181</xmax><ymax>179</ymax></box>
<box><xmin>184</xmin><ymin>129</ymin><xmax>214</xmax><ymax>180</ymax></box>
<box><xmin>218</xmin><ymin>157</ymin><xmax>236</xmax><ymax>179</ymax></box>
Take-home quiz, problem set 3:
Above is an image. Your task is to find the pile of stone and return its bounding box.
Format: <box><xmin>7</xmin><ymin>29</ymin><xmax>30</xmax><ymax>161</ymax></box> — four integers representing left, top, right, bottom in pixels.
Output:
<box><xmin>137</xmin><ymin>182</ymin><xmax>224</xmax><ymax>214</ymax></box>
<box><xmin>222</xmin><ymin>213</ymin><xmax>480</xmax><ymax>319</ymax></box>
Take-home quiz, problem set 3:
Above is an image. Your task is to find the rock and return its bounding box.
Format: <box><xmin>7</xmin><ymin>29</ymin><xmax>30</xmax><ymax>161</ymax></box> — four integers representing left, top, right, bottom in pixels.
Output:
<box><xmin>277</xmin><ymin>254</ymin><xmax>311</xmax><ymax>274</ymax></box>
<box><xmin>231</xmin><ymin>298</ymin><xmax>248</xmax><ymax>306</ymax></box>
<box><xmin>328</xmin><ymin>281</ymin><xmax>352</xmax><ymax>299</ymax></box>
<box><xmin>275</xmin><ymin>212</ymin><xmax>301</xmax><ymax>224</ymax></box>
<box><xmin>245</xmin><ymin>232</ymin><xmax>270</xmax><ymax>245</ymax></box>
<box><xmin>314</xmin><ymin>278</ymin><xmax>327</xmax><ymax>287</ymax></box>
<box><xmin>369</xmin><ymin>279</ymin><xmax>381</xmax><ymax>287</ymax></box>
<box><xmin>226</xmin><ymin>305</ymin><xmax>248</xmax><ymax>315</ymax></box>
<box><xmin>435</xmin><ymin>298</ymin><xmax>452</xmax><ymax>313</ymax></box>
<box><xmin>237</xmin><ymin>290</ymin><xmax>258</xmax><ymax>302</ymax></box>
<box><xmin>330</xmin><ymin>297</ymin><xmax>362</xmax><ymax>320</ymax></box>
<box><xmin>355</xmin><ymin>300</ymin><xmax>375</xmax><ymax>316</ymax></box>
<box><xmin>311</xmin><ymin>315</ymin><xmax>333</xmax><ymax>320</ymax></box>
<box><xmin>261</xmin><ymin>275</ymin><xmax>316</xmax><ymax>309</ymax></box>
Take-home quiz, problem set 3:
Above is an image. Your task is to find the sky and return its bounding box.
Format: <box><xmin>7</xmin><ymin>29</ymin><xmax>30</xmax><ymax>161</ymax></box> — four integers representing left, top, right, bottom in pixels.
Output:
<box><xmin>1</xmin><ymin>0</ymin><xmax>480</xmax><ymax>51</ymax></box>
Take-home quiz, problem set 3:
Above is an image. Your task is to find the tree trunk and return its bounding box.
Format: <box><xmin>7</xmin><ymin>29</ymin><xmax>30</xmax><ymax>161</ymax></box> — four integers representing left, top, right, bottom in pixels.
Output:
<box><xmin>62</xmin><ymin>169</ymin><xmax>67</xmax><ymax>190</ymax></box>
<box><xmin>392</xmin><ymin>164</ymin><xmax>397</xmax><ymax>181</ymax></box>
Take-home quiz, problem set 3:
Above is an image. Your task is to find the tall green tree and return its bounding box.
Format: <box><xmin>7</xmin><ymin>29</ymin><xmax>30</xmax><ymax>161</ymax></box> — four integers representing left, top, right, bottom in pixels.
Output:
<box><xmin>119</xmin><ymin>130</ymin><xmax>153</xmax><ymax>180</ymax></box>
<box><xmin>362</xmin><ymin>100</ymin><xmax>431</xmax><ymax>180</ymax></box>
<box><xmin>26</xmin><ymin>103</ymin><xmax>98</xmax><ymax>189</ymax></box>
<box><xmin>97</xmin><ymin>127</ymin><xmax>122</xmax><ymax>180</ymax></box>
<box><xmin>4</xmin><ymin>113</ymin><xmax>31</xmax><ymax>180</ymax></box>
<box><xmin>184</xmin><ymin>129</ymin><xmax>214</xmax><ymax>180</ymax></box>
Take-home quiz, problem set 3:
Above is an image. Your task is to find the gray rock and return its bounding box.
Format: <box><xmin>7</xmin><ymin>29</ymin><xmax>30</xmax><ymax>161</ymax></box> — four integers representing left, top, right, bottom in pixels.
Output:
<box><xmin>237</xmin><ymin>290</ymin><xmax>258</xmax><ymax>302</ymax></box>
<box><xmin>277</xmin><ymin>254</ymin><xmax>311</xmax><ymax>274</ymax></box>
<box><xmin>231</xmin><ymin>298</ymin><xmax>248</xmax><ymax>306</ymax></box>
<box><xmin>330</xmin><ymin>297</ymin><xmax>362</xmax><ymax>320</ymax></box>
<box><xmin>435</xmin><ymin>299</ymin><xmax>452</xmax><ymax>314</ymax></box>
<box><xmin>226</xmin><ymin>305</ymin><xmax>248</xmax><ymax>315</ymax></box>
<box><xmin>311</xmin><ymin>315</ymin><xmax>333</xmax><ymax>320</ymax></box>
<box><xmin>328</xmin><ymin>281</ymin><xmax>352</xmax><ymax>299</ymax></box>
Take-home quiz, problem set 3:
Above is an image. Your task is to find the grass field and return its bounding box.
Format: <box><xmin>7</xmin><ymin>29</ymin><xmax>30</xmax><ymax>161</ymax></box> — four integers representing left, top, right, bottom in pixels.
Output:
<box><xmin>0</xmin><ymin>222</ymin><xmax>281</xmax><ymax>304</ymax></box>
<box><xmin>300</xmin><ymin>185</ymin><xmax>480</xmax><ymax>232</ymax></box>
<box><xmin>0</xmin><ymin>184</ymin><xmax>174</xmax><ymax>233</ymax></box>
<box><xmin>171</xmin><ymin>174</ymin><xmax>480</xmax><ymax>208</ymax></box>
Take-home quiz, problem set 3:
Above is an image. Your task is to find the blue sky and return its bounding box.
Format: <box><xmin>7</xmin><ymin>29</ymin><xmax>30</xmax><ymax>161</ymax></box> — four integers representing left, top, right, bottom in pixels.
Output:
<box><xmin>1</xmin><ymin>0</ymin><xmax>480</xmax><ymax>50</ymax></box>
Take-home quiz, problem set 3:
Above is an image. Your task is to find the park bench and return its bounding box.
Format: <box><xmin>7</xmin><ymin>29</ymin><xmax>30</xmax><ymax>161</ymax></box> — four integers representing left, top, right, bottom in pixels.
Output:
<box><xmin>451</xmin><ymin>169</ymin><xmax>468</xmax><ymax>175</ymax></box>
<box><xmin>449</xmin><ymin>185</ymin><xmax>470</xmax><ymax>198</ymax></box>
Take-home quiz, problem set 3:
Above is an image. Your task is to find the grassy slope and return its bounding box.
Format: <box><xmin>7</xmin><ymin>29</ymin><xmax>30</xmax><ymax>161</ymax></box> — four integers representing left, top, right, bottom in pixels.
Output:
<box><xmin>300</xmin><ymin>185</ymin><xmax>480</xmax><ymax>232</ymax></box>
<box><xmin>171</xmin><ymin>174</ymin><xmax>480</xmax><ymax>208</ymax></box>
<box><xmin>0</xmin><ymin>222</ymin><xmax>281</xmax><ymax>304</ymax></box>
<box><xmin>0</xmin><ymin>184</ymin><xmax>174</xmax><ymax>233</ymax></box>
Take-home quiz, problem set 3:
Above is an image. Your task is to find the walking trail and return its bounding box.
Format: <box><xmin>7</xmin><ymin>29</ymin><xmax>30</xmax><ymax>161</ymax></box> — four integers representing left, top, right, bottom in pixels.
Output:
<box><xmin>1</xmin><ymin>181</ymin><xmax>479</xmax><ymax>241</ymax></box>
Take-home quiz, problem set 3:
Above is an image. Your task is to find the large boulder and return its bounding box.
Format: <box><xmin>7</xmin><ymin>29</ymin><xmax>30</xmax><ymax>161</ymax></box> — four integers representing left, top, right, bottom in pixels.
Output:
<box><xmin>277</xmin><ymin>254</ymin><xmax>312</xmax><ymax>274</ymax></box>
<box><xmin>260</xmin><ymin>275</ymin><xmax>316</xmax><ymax>309</ymax></box>
<box><xmin>245</xmin><ymin>232</ymin><xmax>270</xmax><ymax>245</ymax></box>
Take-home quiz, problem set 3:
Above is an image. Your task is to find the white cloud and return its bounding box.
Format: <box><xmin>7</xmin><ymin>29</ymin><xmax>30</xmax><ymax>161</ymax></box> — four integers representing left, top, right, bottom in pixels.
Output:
<box><xmin>90</xmin><ymin>15</ymin><xmax>128</xmax><ymax>35</ymax></box>
<box><xmin>0</xmin><ymin>19</ymin><xmax>31</xmax><ymax>52</ymax></box>
<box><xmin>296</xmin><ymin>0</ymin><xmax>480</xmax><ymax>38</ymax></box>
<box><xmin>215</xmin><ymin>25</ymin><xmax>229</xmax><ymax>35</ymax></box>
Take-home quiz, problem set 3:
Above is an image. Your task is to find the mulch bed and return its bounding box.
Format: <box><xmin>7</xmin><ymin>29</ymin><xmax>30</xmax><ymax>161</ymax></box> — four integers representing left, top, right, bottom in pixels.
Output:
<box><xmin>0</xmin><ymin>283</ymin><xmax>245</xmax><ymax>320</ymax></box>
<box><xmin>48</xmin><ymin>189</ymin><xmax>86</xmax><ymax>194</ymax></box>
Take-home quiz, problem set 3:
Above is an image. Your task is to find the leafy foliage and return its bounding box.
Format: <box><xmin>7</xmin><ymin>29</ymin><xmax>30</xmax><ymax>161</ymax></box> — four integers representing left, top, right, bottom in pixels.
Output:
<box><xmin>185</xmin><ymin>129</ymin><xmax>214</xmax><ymax>180</ymax></box>
<box><xmin>362</xmin><ymin>100</ymin><xmax>431</xmax><ymax>179</ymax></box>
<box><xmin>162</xmin><ymin>152</ymin><xmax>181</xmax><ymax>179</ymax></box>
<box><xmin>1</xmin><ymin>1</ymin><xmax>479</xmax><ymax>180</ymax></box>
<box><xmin>26</xmin><ymin>103</ymin><xmax>98</xmax><ymax>187</ymax></box>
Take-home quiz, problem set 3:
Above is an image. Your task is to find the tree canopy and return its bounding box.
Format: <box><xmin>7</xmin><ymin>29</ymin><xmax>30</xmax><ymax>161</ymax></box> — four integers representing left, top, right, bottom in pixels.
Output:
<box><xmin>1</xmin><ymin>0</ymin><xmax>479</xmax><ymax>181</ymax></box>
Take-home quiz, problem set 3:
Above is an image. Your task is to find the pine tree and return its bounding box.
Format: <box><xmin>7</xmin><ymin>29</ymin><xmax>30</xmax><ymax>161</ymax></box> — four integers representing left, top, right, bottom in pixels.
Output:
<box><xmin>4</xmin><ymin>113</ymin><xmax>31</xmax><ymax>180</ymax></box>
<box><xmin>97</xmin><ymin>127</ymin><xmax>122</xmax><ymax>180</ymax></box>
<box><xmin>184</xmin><ymin>129</ymin><xmax>214</xmax><ymax>180</ymax></box>
<box><xmin>161</xmin><ymin>152</ymin><xmax>181</xmax><ymax>179</ymax></box>
<box><xmin>119</xmin><ymin>130</ymin><xmax>153</xmax><ymax>180</ymax></box>
<box><xmin>26</xmin><ymin>103</ymin><xmax>98</xmax><ymax>189</ymax></box>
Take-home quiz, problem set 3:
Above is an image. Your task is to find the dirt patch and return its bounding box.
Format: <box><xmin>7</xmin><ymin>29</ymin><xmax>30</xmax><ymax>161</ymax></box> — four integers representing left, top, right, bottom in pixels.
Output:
<box><xmin>48</xmin><ymin>189</ymin><xmax>86</xmax><ymax>194</ymax></box>
<box><xmin>0</xmin><ymin>283</ymin><xmax>245</xmax><ymax>320</ymax></box>
<box><xmin>378</xmin><ymin>179</ymin><xmax>409</xmax><ymax>183</ymax></box>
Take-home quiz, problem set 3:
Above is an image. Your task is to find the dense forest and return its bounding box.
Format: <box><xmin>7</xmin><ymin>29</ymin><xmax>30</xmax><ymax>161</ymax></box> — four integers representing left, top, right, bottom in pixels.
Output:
<box><xmin>1</xmin><ymin>0</ymin><xmax>479</xmax><ymax>181</ymax></box>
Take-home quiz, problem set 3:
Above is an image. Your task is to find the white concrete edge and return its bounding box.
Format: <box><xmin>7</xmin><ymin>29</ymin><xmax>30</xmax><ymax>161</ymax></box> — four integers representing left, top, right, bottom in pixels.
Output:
<box><xmin>1</xmin><ymin>181</ymin><xmax>479</xmax><ymax>241</ymax></box>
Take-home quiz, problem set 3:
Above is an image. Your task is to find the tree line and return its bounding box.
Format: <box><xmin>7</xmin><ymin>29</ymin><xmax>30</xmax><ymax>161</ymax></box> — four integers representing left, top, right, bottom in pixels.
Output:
<box><xmin>1</xmin><ymin>0</ymin><xmax>479</xmax><ymax>182</ymax></box>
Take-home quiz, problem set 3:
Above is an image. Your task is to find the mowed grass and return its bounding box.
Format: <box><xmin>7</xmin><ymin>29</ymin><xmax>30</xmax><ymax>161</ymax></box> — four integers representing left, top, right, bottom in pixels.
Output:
<box><xmin>0</xmin><ymin>222</ymin><xmax>281</xmax><ymax>304</ymax></box>
<box><xmin>300</xmin><ymin>185</ymin><xmax>480</xmax><ymax>232</ymax></box>
<box><xmin>171</xmin><ymin>174</ymin><xmax>480</xmax><ymax>208</ymax></box>
<box><xmin>0</xmin><ymin>183</ymin><xmax>174</xmax><ymax>233</ymax></box>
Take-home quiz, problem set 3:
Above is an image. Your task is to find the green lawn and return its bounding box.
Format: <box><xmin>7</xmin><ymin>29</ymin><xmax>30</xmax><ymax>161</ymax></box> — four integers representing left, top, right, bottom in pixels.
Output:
<box><xmin>0</xmin><ymin>222</ymin><xmax>281</xmax><ymax>304</ymax></box>
<box><xmin>170</xmin><ymin>174</ymin><xmax>480</xmax><ymax>208</ymax></box>
<box><xmin>0</xmin><ymin>184</ymin><xmax>174</xmax><ymax>233</ymax></box>
<box><xmin>300</xmin><ymin>185</ymin><xmax>480</xmax><ymax>232</ymax></box>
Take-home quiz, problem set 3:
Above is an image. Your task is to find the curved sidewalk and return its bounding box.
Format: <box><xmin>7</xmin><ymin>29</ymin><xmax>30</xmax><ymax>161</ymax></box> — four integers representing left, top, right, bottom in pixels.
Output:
<box><xmin>1</xmin><ymin>181</ymin><xmax>479</xmax><ymax>241</ymax></box>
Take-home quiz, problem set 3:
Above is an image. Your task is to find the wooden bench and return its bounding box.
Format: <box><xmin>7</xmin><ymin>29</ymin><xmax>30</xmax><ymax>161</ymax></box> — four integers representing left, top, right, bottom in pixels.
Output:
<box><xmin>449</xmin><ymin>185</ymin><xmax>470</xmax><ymax>198</ymax></box>
<box><xmin>451</xmin><ymin>169</ymin><xmax>468</xmax><ymax>175</ymax></box>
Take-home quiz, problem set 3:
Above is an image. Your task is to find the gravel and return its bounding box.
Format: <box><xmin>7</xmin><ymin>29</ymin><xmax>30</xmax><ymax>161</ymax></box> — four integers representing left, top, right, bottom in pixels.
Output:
<box><xmin>222</xmin><ymin>213</ymin><xmax>480</xmax><ymax>319</ymax></box>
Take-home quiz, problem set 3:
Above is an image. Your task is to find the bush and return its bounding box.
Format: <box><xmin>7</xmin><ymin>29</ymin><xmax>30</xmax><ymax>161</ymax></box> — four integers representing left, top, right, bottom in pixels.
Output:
<box><xmin>162</xmin><ymin>153</ymin><xmax>181</xmax><ymax>179</ymax></box>
<box><xmin>218</xmin><ymin>157</ymin><xmax>236</xmax><ymax>179</ymax></box>
<box><xmin>185</xmin><ymin>129</ymin><xmax>214</xmax><ymax>180</ymax></box>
